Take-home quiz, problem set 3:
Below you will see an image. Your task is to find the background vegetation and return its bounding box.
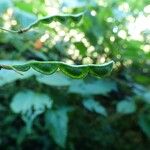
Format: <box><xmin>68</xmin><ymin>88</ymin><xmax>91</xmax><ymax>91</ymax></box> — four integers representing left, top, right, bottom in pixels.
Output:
<box><xmin>0</xmin><ymin>0</ymin><xmax>150</xmax><ymax>149</ymax></box>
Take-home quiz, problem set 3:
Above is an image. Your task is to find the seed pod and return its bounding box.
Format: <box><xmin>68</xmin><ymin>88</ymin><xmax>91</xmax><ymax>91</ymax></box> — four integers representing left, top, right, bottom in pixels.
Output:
<box><xmin>10</xmin><ymin>60</ymin><xmax>114</xmax><ymax>78</ymax></box>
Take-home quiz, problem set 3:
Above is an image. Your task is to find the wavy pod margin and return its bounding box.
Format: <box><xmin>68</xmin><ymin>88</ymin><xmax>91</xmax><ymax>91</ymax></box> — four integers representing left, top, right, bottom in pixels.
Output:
<box><xmin>89</xmin><ymin>61</ymin><xmax>114</xmax><ymax>77</ymax></box>
<box><xmin>59</xmin><ymin>62</ymin><xmax>89</xmax><ymax>78</ymax></box>
<box><xmin>0</xmin><ymin>12</ymin><xmax>84</xmax><ymax>33</ymax></box>
<box><xmin>1</xmin><ymin>61</ymin><xmax>114</xmax><ymax>78</ymax></box>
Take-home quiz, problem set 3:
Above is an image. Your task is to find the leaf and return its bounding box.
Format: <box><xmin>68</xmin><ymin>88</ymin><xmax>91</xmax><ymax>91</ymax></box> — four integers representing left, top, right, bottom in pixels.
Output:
<box><xmin>61</xmin><ymin>0</ymin><xmax>96</xmax><ymax>8</ymax></box>
<box><xmin>69</xmin><ymin>79</ymin><xmax>117</xmax><ymax>96</ymax></box>
<box><xmin>138</xmin><ymin>113</ymin><xmax>150</xmax><ymax>138</ymax></box>
<box><xmin>0</xmin><ymin>69</ymin><xmax>32</xmax><ymax>86</ymax></box>
<box><xmin>13</xmin><ymin>8</ymin><xmax>37</xmax><ymax>28</ymax></box>
<box><xmin>1</xmin><ymin>60</ymin><xmax>114</xmax><ymax>79</ymax></box>
<box><xmin>0</xmin><ymin>0</ymin><xmax>12</xmax><ymax>14</ymax></box>
<box><xmin>10</xmin><ymin>90</ymin><xmax>53</xmax><ymax>133</ymax></box>
<box><xmin>143</xmin><ymin>92</ymin><xmax>150</xmax><ymax>104</ymax></box>
<box><xmin>116</xmin><ymin>99</ymin><xmax>136</xmax><ymax>114</ymax></box>
<box><xmin>83</xmin><ymin>98</ymin><xmax>107</xmax><ymax>116</ymax></box>
<box><xmin>74</xmin><ymin>42</ymin><xmax>87</xmax><ymax>56</ymax></box>
<box><xmin>10</xmin><ymin>90</ymin><xmax>52</xmax><ymax>114</ymax></box>
<box><xmin>61</xmin><ymin>0</ymin><xmax>87</xmax><ymax>8</ymax></box>
<box><xmin>45</xmin><ymin>108</ymin><xmax>69</xmax><ymax>148</ymax></box>
<box><xmin>36</xmin><ymin>72</ymin><xmax>71</xmax><ymax>87</ymax></box>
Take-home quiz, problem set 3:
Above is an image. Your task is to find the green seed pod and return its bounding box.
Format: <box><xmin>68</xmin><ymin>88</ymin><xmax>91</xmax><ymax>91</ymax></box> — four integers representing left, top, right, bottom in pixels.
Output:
<box><xmin>30</xmin><ymin>61</ymin><xmax>58</xmax><ymax>75</ymax></box>
<box><xmin>59</xmin><ymin>63</ymin><xmax>88</xmax><ymax>78</ymax></box>
<box><xmin>0</xmin><ymin>61</ymin><xmax>114</xmax><ymax>78</ymax></box>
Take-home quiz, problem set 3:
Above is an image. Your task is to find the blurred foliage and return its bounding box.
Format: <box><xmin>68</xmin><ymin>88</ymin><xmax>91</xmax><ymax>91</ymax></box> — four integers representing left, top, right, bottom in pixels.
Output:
<box><xmin>0</xmin><ymin>0</ymin><xmax>150</xmax><ymax>149</ymax></box>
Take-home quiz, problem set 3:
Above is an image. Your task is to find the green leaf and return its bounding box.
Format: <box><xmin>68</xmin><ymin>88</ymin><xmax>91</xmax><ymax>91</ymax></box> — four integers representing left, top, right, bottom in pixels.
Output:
<box><xmin>83</xmin><ymin>98</ymin><xmax>107</xmax><ymax>116</ymax></box>
<box><xmin>36</xmin><ymin>72</ymin><xmax>71</xmax><ymax>87</ymax></box>
<box><xmin>116</xmin><ymin>99</ymin><xmax>136</xmax><ymax>114</ymax></box>
<box><xmin>61</xmin><ymin>0</ymin><xmax>96</xmax><ymax>8</ymax></box>
<box><xmin>69</xmin><ymin>79</ymin><xmax>117</xmax><ymax>96</ymax></box>
<box><xmin>45</xmin><ymin>108</ymin><xmax>69</xmax><ymax>148</ymax></box>
<box><xmin>1</xmin><ymin>60</ymin><xmax>114</xmax><ymax>79</ymax></box>
<box><xmin>13</xmin><ymin>8</ymin><xmax>37</xmax><ymax>28</ymax></box>
<box><xmin>0</xmin><ymin>69</ymin><xmax>33</xmax><ymax>86</ymax></box>
<box><xmin>74</xmin><ymin>42</ymin><xmax>87</xmax><ymax>56</ymax></box>
<box><xmin>10</xmin><ymin>90</ymin><xmax>53</xmax><ymax>133</ymax></box>
<box><xmin>143</xmin><ymin>92</ymin><xmax>150</xmax><ymax>103</ymax></box>
<box><xmin>10</xmin><ymin>90</ymin><xmax>52</xmax><ymax>114</ymax></box>
<box><xmin>0</xmin><ymin>0</ymin><xmax>12</xmax><ymax>14</ymax></box>
<box><xmin>138</xmin><ymin>113</ymin><xmax>150</xmax><ymax>138</ymax></box>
